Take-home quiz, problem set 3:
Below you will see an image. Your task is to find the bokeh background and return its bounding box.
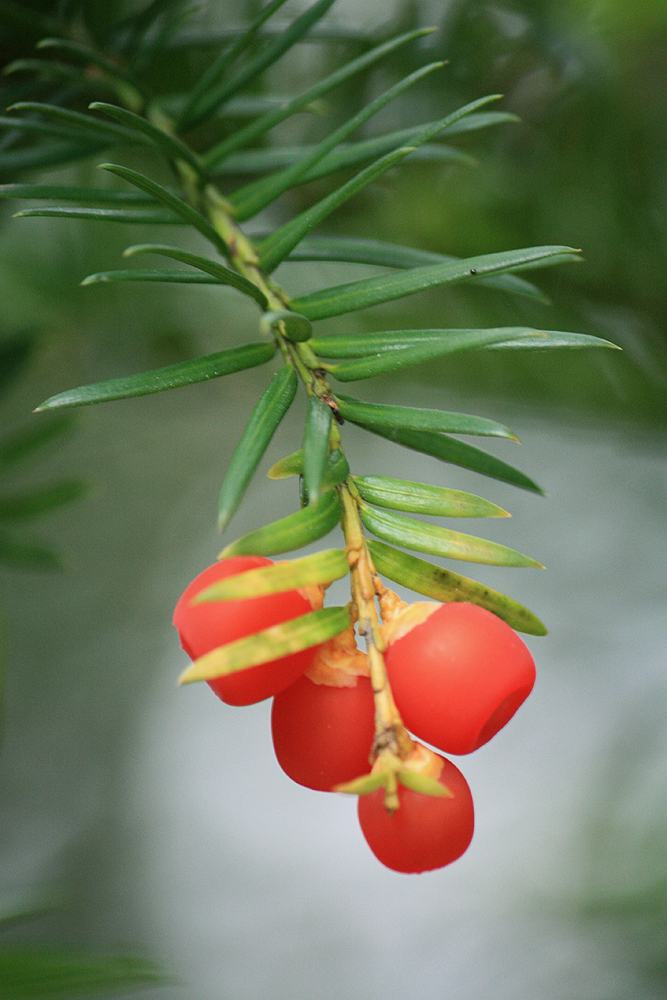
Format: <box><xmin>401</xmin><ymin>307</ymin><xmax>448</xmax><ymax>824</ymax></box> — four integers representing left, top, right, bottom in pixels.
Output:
<box><xmin>1</xmin><ymin>1</ymin><xmax>666</xmax><ymax>998</ymax></box>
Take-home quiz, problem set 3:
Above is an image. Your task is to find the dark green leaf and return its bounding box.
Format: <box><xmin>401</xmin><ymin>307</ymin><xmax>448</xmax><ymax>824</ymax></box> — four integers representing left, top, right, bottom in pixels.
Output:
<box><xmin>35</xmin><ymin>38</ymin><xmax>143</xmax><ymax>93</ymax></box>
<box><xmin>179</xmin><ymin>605</ymin><xmax>350</xmax><ymax>685</ymax></box>
<box><xmin>118</xmin><ymin>0</ymin><xmax>191</xmax><ymax>54</ymax></box>
<box><xmin>193</xmin><ymin>548</ymin><xmax>349</xmax><ymax>602</ymax></box>
<box><xmin>121</xmin><ymin>244</ymin><xmax>267</xmax><ymax>306</ymax></box>
<box><xmin>336</xmin><ymin>394</ymin><xmax>518</xmax><ymax>439</ymax></box>
<box><xmin>0</xmin><ymin>141</ymin><xmax>106</xmax><ymax>174</ymax></box>
<box><xmin>258</xmin><ymin>147</ymin><xmax>414</xmax><ymax>273</ymax></box>
<box><xmin>203</xmin><ymin>27</ymin><xmax>436</xmax><ymax>168</ymax></box>
<box><xmin>0</xmin><ymin>481</ymin><xmax>88</xmax><ymax>520</ymax></box>
<box><xmin>311</xmin><ymin>327</ymin><xmax>531</xmax><ymax>359</ymax></box>
<box><xmin>484</xmin><ymin>331</ymin><xmax>620</xmax><ymax>351</ymax></box>
<box><xmin>0</xmin><ymin>415</ymin><xmax>74</xmax><ymax>469</ymax></box>
<box><xmin>0</xmin><ymin>529</ymin><xmax>62</xmax><ymax>572</ymax></box>
<box><xmin>351</xmin><ymin>476</ymin><xmax>509</xmax><ymax>518</ymax></box>
<box><xmin>282</xmin><ymin>110</ymin><xmax>518</xmax><ymax>178</ymax></box>
<box><xmin>321</xmin><ymin>449</ymin><xmax>350</xmax><ymax>489</ymax></box>
<box><xmin>179</xmin><ymin>0</ymin><xmax>295</xmax><ymax>128</ymax></box>
<box><xmin>163</xmin><ymin>21</ymin><xmax>372</xmax><ymax>51</ymax></box>
<box><xmin>263</xmin><ymin>94</ymin><xmax>500</xmax><ymax>188</ymax></box>
<box><xmin>0</xmin><ymin>333</ymin><xmax>33</xmax><ymax>397</ymax></box>
<box><xmin>35</xmin><ymin>343</ymin><xmax>275</xmax><ymax>411</ymax></box>
<box><xmin>230</xmin><ymin>61</ymin><xmax>444</xmax><ymax>221</ymax></box>
<box><xmin>218</xmin><ymin>366</ymin><xmax>298</xmax><ymax>531</ymax></box>
<box><xmin>212</xmin><ymin>105</ymin><xmax>512</xmax><ymax>184</ymax></box>
<box><xmin>283</xmin><ymin>236</ymin><xmax>548</xmax><ymax>301</ymax></box>
<box><xmin>14</xmin><ymin>206</ymin><xmax>183</xmax><ymax>224</ymax></box>
<box><xmin>181</xmin><ymin>0</ymin><xmax>338</xmax><ymax>128</ymax></box>
<box><xmin>368</xmin><ymin>540</ymin><xmax>547</xmax><ymax>635</ymax></box>
<box><xmin>440</xmin><ymin>110</ymin><xmax>520</xmax><ymax>135</ymax></box>
<box><xmin>220</xmin><ymin>488</ymin><xmax>342</xmax><ymax>557</ymax></box>
<box><xmin>221</xmin><ymin>94</ymin><xmax>310</xmax><ymax>117</ymax></box>
<box><xmin>254</xmin><ymin>97</ymin><xmax>499</xmax><ymax>259</ymax></box>
<box><xmin>323</xmin><ymin>328</ymin><xmax>546</xmax><ymax>377</ymax></box>
<box><xmin>6</xmin><ymin>103</ymin><xmax>141</xmax><ymax>144</ymax></box>
<box><xmin>3</xmin><ymin>58</ymin><xmax>85</xmax><ymax>82</ymax></box>
<box><xmin>212</xmin><ymin>138</ymin><xmax>468</xmax><ymax>177</ymax></box>
<box><xmin>89</xmin><ymin>102</ymin><xmax>203</xmax><ymax>174</ymax></box>
<box><xmin>338</xmin><ymin>144</ymin><xmax>468</xmax><ymax>171</ymax></box>
<box><xmin>359</xmin><ymin>423</ymin><xmax>545</xmax><ymax>494</ymax></box>
<box><xmin>291</xmin><ymin>246</ymin><xmax>580</xmax><ymax>320</ymax></box>
<box><xmin>98</xmin><ymin>164</ymin><xmax>228</xmax><ymax>254</ymax></box>
<box><xmin>0</xmin><ymin>946</ymin><xmax>165</xmax><ymax>999</ymax></box>
<box><xmin>302</xmin><ymin>396</ymin><xmax>333</xmax><ymax>502</ymax></box>
<box><xmin>358</xmin><ymin>502</ymin><xmax>543</xmax><ymax>567</ymax></box>
<box><xmin>0</xmin><ymin>115</ymin><xmax>107</xmax><ymax>143</ymax></box>
<box><xmin>311</xmin><ymin>326</ymin><xmax>611</xmax><ymax>362</ymax></box>
<box><xmin>0</xmin><ymin>885</ymin><xmax>64</xmax><ymax>930</ymax></box>
<box><xmin>0</xmin><ymin>184</ymin><xmax>156</xmax><ymax>205</ymax></box>
<box><xmin>81</xmin><ymin>269</ymin><xmax>217</xmax><ymax>285</ymax></box>
<box><xmin>285</xmin><ymin>236</ymin><xmax>465</xmax><ymax>268</ymax></box>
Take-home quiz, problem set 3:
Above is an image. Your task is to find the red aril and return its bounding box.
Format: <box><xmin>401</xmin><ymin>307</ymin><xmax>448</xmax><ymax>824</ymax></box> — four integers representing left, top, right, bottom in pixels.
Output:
<box><xmin>383</xmin><ymin>601</ymin><xmax>535</xmax><ymax>755</ymax></box>
<box><xmin>272</xmin><ymin>675</ymin><xmax>375</xmax><ymax>790</ymax></box>
<box><xmin>357</xmin><ymin>745</ymin><xmax>474</xmax><ymax>873</ymax></box>
<box><xmin>271</xmin><ymin>626</ymin><xmax>375</xmax><ymax>790</ymax></box>
<box><xmin>173</xmin><ymin>556</ymin><xmax>323</xmax><ymax>706</ymax></box>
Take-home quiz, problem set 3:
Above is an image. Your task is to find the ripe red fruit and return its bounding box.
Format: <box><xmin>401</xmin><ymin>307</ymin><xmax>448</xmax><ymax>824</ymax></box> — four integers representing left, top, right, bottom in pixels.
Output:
<box><xmin>272</xmin><ymin>674</ymin><xmax>375</xmax><ymax>790</ymax></box>
<box><xmin>173</xmin><ymin>556</ymin><xmax>323</xmax><ymax>706</ymax></box>
<box><xmin>383</xmin><ymin>601</ymin><xmax>535</xmax><ymax>755</ymax></box>
<box><xmin>271</xmin><ymin>625</ymin><xmax>375</xmax><ymax>790</ymax></box>
<box><xmin>357</xmin><ymin>748</ymin><xmax>474</xmax><ymax>873</ymax></box>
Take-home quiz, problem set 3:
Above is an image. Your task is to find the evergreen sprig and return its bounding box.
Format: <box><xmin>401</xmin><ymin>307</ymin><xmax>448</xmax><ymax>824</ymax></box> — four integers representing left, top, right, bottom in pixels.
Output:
<box><xmin>0</xmin><ymin>335</ymin><xmax>88</xmax><ymax>574</ymax></box>
<box><xmin>0</xmin><ymin>0</ymin><xmax>617</xmax><ymax>667</ymax></box>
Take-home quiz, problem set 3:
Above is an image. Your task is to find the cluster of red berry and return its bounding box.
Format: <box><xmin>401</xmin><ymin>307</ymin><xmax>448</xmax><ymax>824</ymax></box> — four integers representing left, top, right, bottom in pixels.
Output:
<box><xmin>173</xmin><ymin>556</ymin><xmax>535</xmax><ymax>874</ymax></box>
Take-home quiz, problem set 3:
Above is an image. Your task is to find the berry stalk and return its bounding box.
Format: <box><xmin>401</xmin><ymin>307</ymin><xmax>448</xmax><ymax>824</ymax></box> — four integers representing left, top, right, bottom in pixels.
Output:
<box><xmin>339</xmin><ymin>483</ymin><xmax>415</xmax><ymax>807</ymax></box>
<box><xmin>172</xmin><ymin>135</ymin><xmax>416</xmax><ymax>804</ymax></box>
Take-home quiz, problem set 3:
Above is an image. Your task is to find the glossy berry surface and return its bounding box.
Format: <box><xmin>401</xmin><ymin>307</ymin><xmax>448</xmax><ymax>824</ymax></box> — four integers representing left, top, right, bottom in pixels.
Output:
<box><xmin>173</xmin><ymin>556</ymin><xmax>320</xmax><ymax>706</ymax></box>
<box><xmin>271</xmin><ymin>673</ymin><xmax>375</xmax><ymax>790</ymax></box>
<box><xmin>384</xmin><ymin>602</ymin><xmax>535</xmax><ymax>755</ymax></box>
<box><xmin>357</xmin><ymin>754</ymin><xmax>474</xmax><ymax>873</ymax></box>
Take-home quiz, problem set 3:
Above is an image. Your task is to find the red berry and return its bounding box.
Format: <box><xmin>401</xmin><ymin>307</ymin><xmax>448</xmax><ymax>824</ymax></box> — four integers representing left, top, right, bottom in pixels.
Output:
<box><xmin>271</xmin><ymin>625</ymin><xmax>375</xmax><ymax>790</ymax></box>
<box><xmin>357</xmin><ymin>748</ymin><xmax>474</xmax><ymax>873</ymax></box>
<box><xmin>173</xmin><ymin>556</ymin><xmax>323</xmax><ymax>706</ymax></box>
<box><xmin>383</xmin><ymin>602</ymin><xmax>535</xmax><ymax>755</ymax></box>
<box><xmin>272</xmin><ymin>673</ymin><xmax>375</xmax><ymax>790</ymax></box>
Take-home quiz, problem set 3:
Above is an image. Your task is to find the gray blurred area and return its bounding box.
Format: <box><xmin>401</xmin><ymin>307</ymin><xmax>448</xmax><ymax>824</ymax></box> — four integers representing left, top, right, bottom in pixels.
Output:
<box><xmin>1</xmin><ymin>1</ymin><xmax>667</xmax><ymax>998</ymax></box>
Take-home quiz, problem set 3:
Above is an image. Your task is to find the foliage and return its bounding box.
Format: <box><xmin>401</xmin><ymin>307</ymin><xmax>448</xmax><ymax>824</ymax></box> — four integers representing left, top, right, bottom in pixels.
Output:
<box><xmin>0</xmin><ymin>0</ymin><xmax>614</xmax><ymax>634</ymax></box>
<box><xmin>0</xmin><ymin>333</ymin><xmax>87</xmax><ymax>573</ymax></box>
<box><xmin>0</xmin><ymin>0</ymin><xmax>617</xmax><ymax>822</ymax></box>
<box><xmin>0</xmin><ymin>886</ymin><xmax>167</xmax><ymax>999</ymax></box>
<box><xmin>0</xmin><ymin>0</ymin><xmax>646</xmax><ymax>988</ymax></box>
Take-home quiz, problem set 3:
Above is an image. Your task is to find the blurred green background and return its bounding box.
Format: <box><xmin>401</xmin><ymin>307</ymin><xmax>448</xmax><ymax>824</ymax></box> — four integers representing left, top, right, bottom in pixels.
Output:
<box><xmin>1</xmin><ymin>2</ymin><xmax>666</xmax><ymax>998</ymax></box>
